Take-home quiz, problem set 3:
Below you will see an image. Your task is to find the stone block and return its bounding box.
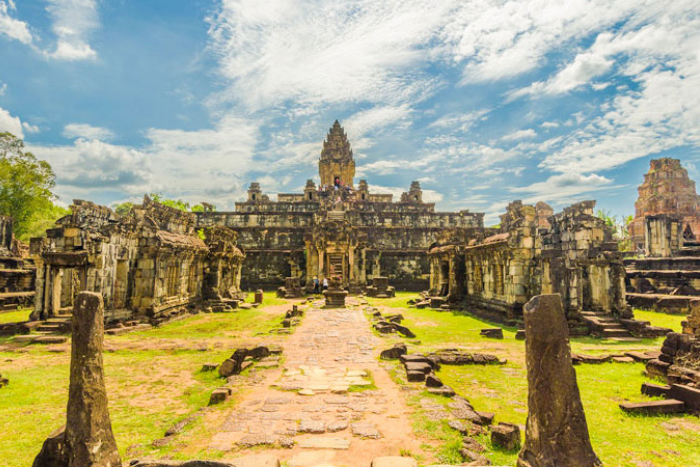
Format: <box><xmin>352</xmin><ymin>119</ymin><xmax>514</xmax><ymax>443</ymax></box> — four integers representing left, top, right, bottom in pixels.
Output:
<box><xmin>619</xmin><ymin>399</ymin><xmax>685</xmax><ymax>414</ymax></box>
<box><xmin>491</xmin><ymin>422</ymin><xmax>520</xmax><ymax>451</ymax></box>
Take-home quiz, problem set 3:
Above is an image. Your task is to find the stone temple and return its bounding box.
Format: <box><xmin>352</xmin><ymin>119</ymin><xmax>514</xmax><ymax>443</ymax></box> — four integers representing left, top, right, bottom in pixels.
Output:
<box><xmin>196</xmin><ymin>120</ymin><xmax>483</xmax><ymax>293</ymax></box>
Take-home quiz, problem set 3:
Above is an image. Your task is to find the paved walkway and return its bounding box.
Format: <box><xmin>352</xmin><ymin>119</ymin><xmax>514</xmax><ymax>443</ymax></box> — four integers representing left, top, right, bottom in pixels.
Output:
<box><xmin>210</xmin><ymin>299</ymin><xmax>424</xmax><ymax>467</ymax></box>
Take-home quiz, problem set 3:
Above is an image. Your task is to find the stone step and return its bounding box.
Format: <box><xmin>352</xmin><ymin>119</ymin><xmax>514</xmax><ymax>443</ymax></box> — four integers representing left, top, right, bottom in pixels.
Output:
<box><xmin>602</xmin><ymin>329</ymin><xmax>632</xmax><ymax>337</ymax></box>
<box><xmin>297</xmin><ymin>437</ymin><xmax>351</xmax><ymax>450</ymax></box>
<box><xmin>619</xmin><ymin>399</ymin><xmax>686</xmax><ymax>414</ymax></box>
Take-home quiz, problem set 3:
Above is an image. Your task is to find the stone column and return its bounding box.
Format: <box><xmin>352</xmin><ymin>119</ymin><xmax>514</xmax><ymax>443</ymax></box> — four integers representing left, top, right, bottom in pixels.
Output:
<box><xmin>518</xmin><ymin>294</ymin><xmax>601</xmax><ymax>467</ymax></box>
<box><xmin>66</xmin><ymin>292</ymin><xmax>121</xmax><ymax>467</ymax></box>
<box><xmin>33</xmin><ymin>292</ymin><xmax>121</xmax><ymax>467</ymax></box>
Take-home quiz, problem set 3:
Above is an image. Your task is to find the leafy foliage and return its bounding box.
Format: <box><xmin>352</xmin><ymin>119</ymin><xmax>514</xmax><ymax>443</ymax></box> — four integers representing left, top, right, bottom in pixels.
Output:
<box><xmin>0</xmin><ymin>132</ymin><xmax>66</xmax><ymax>240</ymax></box>
<box><xmin>596</xmin><ymin>209</ymin><xmax>634</xmax><ymax>251</ymax></box>
<box><xmin>114</xmin><ymin>193</ymin><xmax>214</xmax><ymax>216</ymax></box>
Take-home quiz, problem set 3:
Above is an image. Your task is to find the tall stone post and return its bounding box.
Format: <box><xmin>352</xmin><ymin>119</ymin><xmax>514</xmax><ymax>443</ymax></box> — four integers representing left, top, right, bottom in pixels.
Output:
<box><xmin>67</xmin><ymin>292</ymin><xmax>121</xmax><ymax>467</ymax></box>
<box><xmin>32</xmin><ymin>291</ymin><xmax>121</xmax><ymax>467</ymax></box>
<box><xmin>518</xmin><ymin>294</ymin><xmax>601</xmax><ymax>467</ymax></box>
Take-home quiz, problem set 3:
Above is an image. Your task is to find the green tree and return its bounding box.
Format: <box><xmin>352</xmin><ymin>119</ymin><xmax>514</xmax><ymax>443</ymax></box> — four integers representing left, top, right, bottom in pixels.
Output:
<box><xmin>115</xmin><ymin>193</ymin><xmax>213</xmax><ymax>215</ymax></box>
<box><xmin>0</xmin><ymin>132</ymin><xmax>62</xmax><ymax>240</ymax></box>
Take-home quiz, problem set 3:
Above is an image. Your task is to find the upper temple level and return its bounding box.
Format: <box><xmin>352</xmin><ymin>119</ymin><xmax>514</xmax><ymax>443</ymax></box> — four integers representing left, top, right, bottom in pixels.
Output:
<box><xmin>231</xmin><ymin>120</ymin><xmax>482</xmax><ymax>224</ymax></box>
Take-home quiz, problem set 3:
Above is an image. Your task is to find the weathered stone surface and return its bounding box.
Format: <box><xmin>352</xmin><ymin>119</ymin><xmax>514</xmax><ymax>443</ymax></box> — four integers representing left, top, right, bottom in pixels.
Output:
<box><xmin>619</xmin><ymin>400</ymin><xmax>686</xmax><ymax>414</ymax></box>
<box><xmin>425</xmin><ymin>374</ymin><xmax>443</xmax><ymax>388</ymax></box>
<box><xmin>33</xmin><ymin>292</ymin><xmax>121</xmax><ymax>467</ymax></box>
<box><xmin>480</xmin><ymin>328</ymin><xmax>504</xmax><ymax>339</ymax></box>
<box><xmin>370</xmin><ymin>456</ymin><xmax>417</xmax><ymax>467</ymax></box>
<box><xmin>131</xmin><ymin>458</ymin><xmax>280</xmax><ymax>467</ymax></box>
<box><xmin>380</xmin><ymin>343</ymin><xmax>407</xmax><ymax>360</ymax></box>
<box><xmin>491</xmin><ymin>422</ymin><xmax>521</xmax><ymax>451</ymax></box>
<box><xmin>641</xmin><ymin>382</ymin><xmax>671</xmax><ymax>398</ymax></box>
<box><xmin>32</xmin><ymin>427</ymin><xmax>69</xmax><ymax>467</ymax></box>
<box><xmin>518</xmin><ymin>294</ymin><xmax>601</xmax><ymax>467</ymax></box>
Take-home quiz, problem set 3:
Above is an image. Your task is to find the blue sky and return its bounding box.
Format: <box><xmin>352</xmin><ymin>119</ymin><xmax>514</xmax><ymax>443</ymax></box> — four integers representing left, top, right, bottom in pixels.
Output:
<box><xmin>1</xmin><ymin>0</ymin><xmax>699</xmax><ymax>224</ymax></box>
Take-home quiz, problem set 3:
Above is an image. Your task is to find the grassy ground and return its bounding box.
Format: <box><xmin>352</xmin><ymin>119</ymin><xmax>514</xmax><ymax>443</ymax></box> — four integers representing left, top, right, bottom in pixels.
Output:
<box><xmin>0</xmin><ymin>295</ymin><xmax>290</xmax><ymax>467</ymax></box>
<box><xmin>372</xmin><ymin>292</ymin><xmax>700</xmax><ymax>467</ymax></box>
<box><xmin>0</xmin><ymin>308</ymin><xmax>30</xmax><ymax>324</ymax></box>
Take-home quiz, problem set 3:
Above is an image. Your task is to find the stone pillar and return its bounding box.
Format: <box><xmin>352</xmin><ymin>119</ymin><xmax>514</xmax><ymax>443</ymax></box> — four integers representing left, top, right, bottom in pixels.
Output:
<box><xmin>32</xmin><ymin>292</ymin><xmax>121</xmax><ymax>467</ymax></box>
<box><xmin>67</xmin><ymin>292</ymin><xmax>121</xmax><ymax>467</ymax></box>
<box><xmin>518</xmin><ymin>294</ymin><xmax>601</xmax><ymax>467</ymax></box>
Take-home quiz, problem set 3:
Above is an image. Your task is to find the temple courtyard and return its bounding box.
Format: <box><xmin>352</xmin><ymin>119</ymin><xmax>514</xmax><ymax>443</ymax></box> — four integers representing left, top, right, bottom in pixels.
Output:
<box><xmin>1</xmin><ymin>292</ymin><xmax>697</xmax><ymax>467</ymax></box>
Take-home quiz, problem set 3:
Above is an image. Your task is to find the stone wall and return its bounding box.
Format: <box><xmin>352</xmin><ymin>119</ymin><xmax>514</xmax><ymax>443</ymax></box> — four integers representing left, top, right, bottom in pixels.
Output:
<box><xmin>31</xmin><ymin>197</ymin><xmax>244</xmax><ymax>322</ymax></box>
<box><xmin>0</xmin><ymin>215</ymin><xmax>35</xmax><ymax>309</ymax></box>
<box><xmin>429</xmin><ymin>200</ymin><xmax>628</xmax><ymax>323</ymax></box>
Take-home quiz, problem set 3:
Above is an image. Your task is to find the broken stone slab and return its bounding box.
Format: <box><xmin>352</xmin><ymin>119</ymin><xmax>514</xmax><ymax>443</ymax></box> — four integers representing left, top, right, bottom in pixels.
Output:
<box><xmin>425</xmin><ymin>374</ymin><xmax>443</xmax><ymax>388</ymax></box>
<box><xmin>641</xmin><ymin>382</ymin><xmax>671</xmax><ymax>398</ymax></box>
<box><xmin>480</xmin><ymin>328</ymin><xmax>504</xmax><ymax>339</ymax></box>
<box><xmin>518</xmin><ymin>294</ymin><xmax>601</xmax><ymax>467</ymax></box>
<box><xmin>645</xmin><ymin>359</ymin><xmax>671</xmax><ymax>378</ymax></box>
<box><xmin>571</xmin><ymin>353</ymin><xmax>611</xmax><ymax>364</ymax></box>
<box><xmin>404</xmin><ymin>361</ymin><xmax>432</xmax><ymax>374</ymax></box>
<box><xmin>351</xmin><ymin>422</ymin><xmax>382</xmax><ymax>439</ymax></box>
<box><xmin>394</xmin><ymin>324</ymin><xmax>416</xmax><ymax>338</ymax></box>
<box><xmin>625</xmin><ymin>351</ymin><xmax>655</xmax><ymax>362</ymax></box>
<box><xmin>428</xmin><ymin>386</ymin><xmax>455</xmax><ymax>397</ymax></box>
<box><xmin>132</xmin><ymin>456</ymin><xmax>281</xmax><ymax>466</ymax></box>
<box><xmin>201</xmin><ymin>363</ymin><xmax>218</xmax><ymax>372</ymax></box>
<box><xmin>209</xmin><ymin>387</ymin><xmax>232</xmax><ymax>406</ymax></box>
<box><xmin>237</xmin><ymin>434</ymin><xmax>277</xmax><ymax>448</ymax></box>
<box><xmin>297</xmin><ymin>437</ymin><xmax>351</xmax><ymax>450</ymax></box>
<box><xmin>299</xmin><ymin>419</ymin><xmax>326</xmax><ymax>434</ymax></box>
<box><xmin>165</xmin><ymin>412</ymin><xmax>205</xmax><ymax>437</ymax></box>
<box><xmin>491</xmin><ymin>422</ymin><xmax>521</xmax><ymax>451</ymax></box>
<box><xmin>0</xmin><ymin>373</ymin><xmax>7</xmax><ymax>388</ymax></box>
<box><xmin>380</xmin><ymin>343</ymin><xmax>407</xmax><ymax>360</ymax></box>
<box><xmin>619</xmin><ymin>399</ymin><xmax>685</xmax><ymax>415</ymax></box>
<box><xmin>612</xmin><ymin>356</ymin><xmax>635</xmax><ymax>363</ymax></box>
<box><xmin>515</xmin><ymin>329</ymin><xmax>526</xmax><ymax>340</ymax></box>
<box><xmin>371</xmin><ymin>457</ymin><xmax>418</xmax><ymax>467</ymax></box>
<box><xmin>668</xmin><ymin>384</ymin><xmax>700</xmax><ymax>413</ymax></box>
<box><xmin>426</xmin><ymin>351</ymin><xmax>502</xmax><ymax>366</ymax></box>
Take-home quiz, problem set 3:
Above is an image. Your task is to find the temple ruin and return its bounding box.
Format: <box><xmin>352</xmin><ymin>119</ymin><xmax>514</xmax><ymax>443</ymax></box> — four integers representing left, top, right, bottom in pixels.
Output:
<box><xmin>0</xmin><ymin>215</ymin><xmax>35</xmax><ymax>310</ymax></box>
<box><xmin>428</xmin><ymin>201</ymin><xmax>630</xmax><ymax>327</ymax></box>
<box><xmin>29</xmin><ymin>196</ymin><xmax>244</xmax><ymax>324</ymax></box>
<box><xmin>628</xmin><ymin>158</ymin><xmax>700</xmax><ymax>248</ymax></box>
<box><xmin>196</xmin><ymin>120</ymin><xmax>482</xmax><ymax>293</ymax></box>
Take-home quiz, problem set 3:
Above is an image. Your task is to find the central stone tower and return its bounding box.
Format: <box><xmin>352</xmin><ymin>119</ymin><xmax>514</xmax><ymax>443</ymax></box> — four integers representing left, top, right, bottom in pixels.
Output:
<box><xmin>319</xmin><ymin>120</ymin><xmax>355</xmax><ymax>188</ymax></box>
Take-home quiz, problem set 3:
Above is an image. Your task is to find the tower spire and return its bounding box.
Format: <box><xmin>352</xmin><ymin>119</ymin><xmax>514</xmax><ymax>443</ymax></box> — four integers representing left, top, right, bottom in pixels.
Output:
<box><xmin>319</xmin><ymin>120</ymin><xmax>355</xmax><ymax>187</ymax></box>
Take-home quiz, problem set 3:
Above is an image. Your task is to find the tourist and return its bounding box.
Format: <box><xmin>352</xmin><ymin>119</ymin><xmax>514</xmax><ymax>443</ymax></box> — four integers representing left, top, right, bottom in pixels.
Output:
<box><xmin>313</xmin><ymin>276</ymin><xmax>320</xmax><ymax>294</ymax></box>
<box><xmin>322</xmin><ymin>277</ymin><xmax>329</xmax><ymax>291</ymax></box>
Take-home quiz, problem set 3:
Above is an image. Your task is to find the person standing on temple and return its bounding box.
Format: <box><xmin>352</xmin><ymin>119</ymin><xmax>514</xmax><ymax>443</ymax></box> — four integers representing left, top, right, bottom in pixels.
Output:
<box><xmin>322</xmin><ymin>277</ymin><xmax>329</xmax><ymax>291</ymax></box>
<box><xmin>313</xmin><ymin>276</ymin><xmax>320</xmax><ymax>294</ymax></box>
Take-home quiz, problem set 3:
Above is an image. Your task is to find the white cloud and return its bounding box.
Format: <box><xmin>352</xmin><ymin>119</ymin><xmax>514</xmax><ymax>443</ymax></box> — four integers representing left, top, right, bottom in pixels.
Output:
<box><xmin>538</xmin><ymin>6</ymin><xmax>700</xmax><ymax>173</ymax></box>
<box><xmin>63</xmin><ymin>123</ymin><xmax>114</xmax><ymax>140</ymax></box>
<box><xmin>344</xmin><ymin>105</ymin><xmax>412</xmax><ymax>140</ymax></box>
<box><xmin>541</xmin><ymin>121</ymin><xmax>559</xmax><ymax>128</ymax></box>
<box><xmin>22</xmin><ymin>121</ymin><xmax>40</xmax><ymax>134</ymax></box>
<box><xmin>511</xmin><ymin>172</ymin><xmax>617</xmax><ymax>204</ymax></box>
<box><xmin>46</xmin><ymin>0</ymin><xmax>99</xmax><ymax>61</ymax></box>
<box><xmin>510</xmin><ymin>51</ymin><xmax>614</xmax><ymax>98</ymax></box>
<box><xmin>0</xmin><ymin>105</ymin><xmax>23</xmax><ymax>138</ymax></box>
<box><xmin>502</xmin><ymin>129</ymin><xmax>536</xmax><ymax>141</ymax></box>
<box><xmin>207</xmin><ymin>0</ymin><xmax>455</xmax><ymax>110</ymax></box>
<box><xmin>428</xmin><ymin>109</ymin><xmax>490</xmax><ymax>133</ymax></box>
<box><xmin>29</xmin><ymin>116</ymin><xmax>260</xmax><ymax>210</ymax></box>
<box><xmin>0</xmin><ymin>0</ymin><xmax>33</xmax><ymax>45</ymax></box>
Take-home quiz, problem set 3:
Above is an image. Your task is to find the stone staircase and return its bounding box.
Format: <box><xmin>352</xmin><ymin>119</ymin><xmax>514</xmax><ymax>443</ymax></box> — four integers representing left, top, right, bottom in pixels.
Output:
<box><xmin>35</xmin><ymin>317</ymin><xmax>72</xmax><ymax>334</ymax></box>
<box><xmin>327</xmin><ymin>210</ymin><xmax>346</xmax><ymax>222</ymax></box>
<box><xmin>580</xmin><ymin>311</ymin><xmax>633</xmax><ymax>338</ymax></box>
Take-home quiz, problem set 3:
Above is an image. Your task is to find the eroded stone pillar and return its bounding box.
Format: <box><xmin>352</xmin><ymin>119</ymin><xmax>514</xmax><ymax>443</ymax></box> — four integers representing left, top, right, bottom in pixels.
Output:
<box><xmin>518</xmin><ymin>294</ymin><xmax>601</xmax><ymax>467</ymax></box>
<box><xmin>33</xmin><ymin>292</ymin><xmax>121</xmax><ymax>467</ymax></box>
<box><xmin>67</xmin><ymin>292</ymin><xmax>121</xmax><ymax>467</ymax></box>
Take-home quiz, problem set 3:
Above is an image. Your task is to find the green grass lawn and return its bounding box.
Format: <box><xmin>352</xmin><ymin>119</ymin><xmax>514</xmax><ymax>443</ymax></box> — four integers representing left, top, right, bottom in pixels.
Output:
<box><xmin>0</xmin><ymin>308</ymin><xmax>30</xmax><ymax>324</ymax></box>
<box><xmin>371</xmin><ymin>293</ymin><xmax>700</xmax><ymax>467</ymax></box>
<box><xmin>0</xmin><ymin>302</ymin><xmax>290</xmax><ymax>467</ymax></box>
<box><xmin>634</xmin><ymin>308</ymin><xmax>686</xmax><ymax>332</ymax></box>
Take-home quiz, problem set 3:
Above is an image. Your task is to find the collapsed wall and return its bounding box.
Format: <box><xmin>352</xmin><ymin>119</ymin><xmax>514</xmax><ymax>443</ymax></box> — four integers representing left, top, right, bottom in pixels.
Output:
<box><xmin>0</xmin><ymin>215</ymin><xmax>35</xmax><ymax>310</ymax></box>
<box><xmin>429</xmin><ymin>200</ymin><xmax>628</xmax><ymax>325</ymax></box>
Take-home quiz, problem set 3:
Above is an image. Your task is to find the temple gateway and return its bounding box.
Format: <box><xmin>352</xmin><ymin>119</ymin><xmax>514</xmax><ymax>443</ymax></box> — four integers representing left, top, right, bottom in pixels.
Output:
<box><xmin>196</xmin><ymin>121</ymin><xmax>483</xmax><ymax>292</ymax></box>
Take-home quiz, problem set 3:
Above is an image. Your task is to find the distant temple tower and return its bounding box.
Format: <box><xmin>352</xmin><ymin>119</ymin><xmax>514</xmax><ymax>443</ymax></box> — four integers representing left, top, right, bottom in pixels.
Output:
<box><xmin>629</xmin><ymin>158</ymin><xmax>700</xmax><ymax>248</ymax></box>
<box><xmin>319</xmin><ymin>120</ymin><xmax>355</xmax><ymax>188</ymax></box>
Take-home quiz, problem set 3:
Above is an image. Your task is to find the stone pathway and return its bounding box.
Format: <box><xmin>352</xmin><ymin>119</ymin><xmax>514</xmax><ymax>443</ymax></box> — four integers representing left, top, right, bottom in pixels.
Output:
<box><xmin>209</xmin><ymin>299</ymin><xmax>425</xmax><ymax>467</ymax></box>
